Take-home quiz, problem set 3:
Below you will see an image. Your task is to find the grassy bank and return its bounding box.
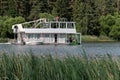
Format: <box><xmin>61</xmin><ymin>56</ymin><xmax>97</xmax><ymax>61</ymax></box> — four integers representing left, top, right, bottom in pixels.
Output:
<box><xmin>0</xmin><ymin>38</ymin><xmax>8</xmax><ymax>43</ymax></box>
<box><xmin>82</xmin><ymin>35</ymin><xmax>115</xmax><ymax>42</ymax></box>
<box><xmin>0</xmin><ymin>53</ymin><xmax>120</xmax><ymax>80</ymax></box>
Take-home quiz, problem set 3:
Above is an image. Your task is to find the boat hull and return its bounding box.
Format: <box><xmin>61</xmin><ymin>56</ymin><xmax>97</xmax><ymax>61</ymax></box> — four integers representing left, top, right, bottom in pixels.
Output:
<box><xmin>25</xmin><ymin>41</ymin><xmax>43</xmax><ymax>45</ymax></box>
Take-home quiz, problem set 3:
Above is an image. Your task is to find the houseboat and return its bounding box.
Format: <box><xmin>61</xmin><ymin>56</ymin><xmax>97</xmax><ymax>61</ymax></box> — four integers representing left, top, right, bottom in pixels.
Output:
<box><xmin>12</xmin><ymin>18</ymin><xmax>81</xmax><ymax>45</ymax></box>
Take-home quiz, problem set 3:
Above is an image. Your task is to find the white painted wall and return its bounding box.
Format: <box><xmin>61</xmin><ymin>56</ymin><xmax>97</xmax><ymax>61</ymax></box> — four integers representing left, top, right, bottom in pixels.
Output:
<box><xmin>24</xmin><ymin>28</ymin><xmax>76</xmax><ymax>34</ymax></box>
<box><xmin>42</xmin><ymin>34</ymin><xmax>51</xmax><ymax>43</ymax></box>
<box><xmin>24</xmin><ymin>33</ymin><xmax>67</xmax><ymax>44</ymax></box>
<box><xmin>58</xmin><ymin>34</ymin><xmax>66</xmax><ymax>43</ymax></box>
<box><xmin>50</xmin><ymin>34</ymin><xmax>55</xmax><ymax>43</ymax></box>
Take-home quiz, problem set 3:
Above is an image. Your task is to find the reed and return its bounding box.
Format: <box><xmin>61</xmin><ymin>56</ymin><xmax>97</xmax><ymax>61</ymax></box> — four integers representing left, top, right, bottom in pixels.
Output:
<box><xmin>0</xmin><ymin>53</ymin><xmax>120</xmax><ymax>80</ymax></box>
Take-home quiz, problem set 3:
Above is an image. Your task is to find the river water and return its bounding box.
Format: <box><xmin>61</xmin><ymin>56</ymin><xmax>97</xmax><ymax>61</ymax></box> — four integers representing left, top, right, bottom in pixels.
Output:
<box><xmin>0</xmin><ymin>42</ymin><xmax>120</xmax><ymax>56</ymax></box>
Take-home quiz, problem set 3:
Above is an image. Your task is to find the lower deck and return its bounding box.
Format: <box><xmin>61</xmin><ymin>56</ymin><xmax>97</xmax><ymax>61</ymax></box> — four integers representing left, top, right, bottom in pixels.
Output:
<box><xmin>14</xmin><ymin>33</ymin><xmax>81</xmax><ymax>45</ymax></box>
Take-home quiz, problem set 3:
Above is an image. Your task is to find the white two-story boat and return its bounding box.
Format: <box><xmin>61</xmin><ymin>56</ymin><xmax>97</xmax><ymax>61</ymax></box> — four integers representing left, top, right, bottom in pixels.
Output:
<box><xmin>12</xmin><ymin>18</ymin><xmax>81</xmax><ymax>45</ymax></box>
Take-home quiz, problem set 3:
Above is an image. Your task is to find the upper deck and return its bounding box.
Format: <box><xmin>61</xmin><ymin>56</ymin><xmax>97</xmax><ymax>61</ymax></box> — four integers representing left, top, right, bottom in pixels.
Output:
<box><xmin>12</xmin><ymin>18</ymin><xmax>77</xmax><ymax>34</ymax></box>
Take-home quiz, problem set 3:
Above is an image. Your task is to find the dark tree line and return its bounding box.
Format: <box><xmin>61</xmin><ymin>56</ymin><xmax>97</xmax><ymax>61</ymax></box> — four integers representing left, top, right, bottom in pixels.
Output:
<box><xmin>0</xmin><ymin>0</ymin><xmax>74</xmax><ymax>20</ymax></box>
<box><xmin>0</xmin><ymin>0</ymin><xmax>120</xmax><ymax>39</ymax></box>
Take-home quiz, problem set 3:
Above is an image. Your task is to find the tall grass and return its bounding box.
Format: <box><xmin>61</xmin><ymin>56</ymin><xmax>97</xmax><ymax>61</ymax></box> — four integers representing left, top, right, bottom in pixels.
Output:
<box><xmin>0</xmin><ymin>53</ymin><xmax>120</xmax><ymax>80</ymax></box>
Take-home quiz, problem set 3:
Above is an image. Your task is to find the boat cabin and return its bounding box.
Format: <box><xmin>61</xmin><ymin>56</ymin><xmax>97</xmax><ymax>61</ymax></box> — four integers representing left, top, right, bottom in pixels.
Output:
<box><xmin>12</xmin><ymin>18</ymin><xmax>81</xmax><ymax>45</ymax></box>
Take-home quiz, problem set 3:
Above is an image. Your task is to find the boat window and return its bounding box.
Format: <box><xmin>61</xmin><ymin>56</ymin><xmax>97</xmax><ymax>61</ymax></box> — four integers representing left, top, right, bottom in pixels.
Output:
<box><xmin>36</xmin><ymin>34</ymin><xmax>40</xmax><ymax>38</ymax></box>
<box><xmin>60</xmin><ymin>34</ymin><xmax>65</xmax><ymax>38</ymax></box>
<box><xmin>44</xmin><ymin>34</ymin><xmax>49</xmax><ymax>37</ymax></box>
<box><xmin>67</xmin><ymin>23</ymin><xmax>74</xmax><ymax>28</ymax></box>
<box><xmin>51</xmin><ymin>23</ymin><xmax>59</xmax><ymax>28</ymax></box>
<box><xmin>28</xmin><ymin>34</ymin><xmax>40</xmax><ymax>39</ymax></box>
<box><xmin>60</xmin><ymin>23</ymin><xmax>66</xmax><ymax>28</ymax></box>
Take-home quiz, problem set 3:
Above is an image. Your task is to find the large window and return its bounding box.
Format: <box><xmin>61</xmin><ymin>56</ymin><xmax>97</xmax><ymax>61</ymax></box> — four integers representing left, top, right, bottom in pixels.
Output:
<box><xmin>51</xmin><ymin>23</ymin><xmax>59</xmax><ymax>28</ymax></box>
<box><xmin>60</xmin><ymin>23</ymin><xmax>66</xmax><ymax>28</ymax></box>
<box><xmin>60</xmin><ymin>34</ymin><xmax>65</xmax><ymax>38</ymax></box>
<box><xmin>44</xmin><ymin>34</ymin><xmax>49</xmax><ymax>37</ymax></box>
<box><xmin>67</xmin><ymin>23</ymin><xmax>74</xmax><ymax>28</ymax></box>
<box><xmin>28</xmin><ymin>34</ymin><xmax>40</xmax><ymax>39</ymax></box>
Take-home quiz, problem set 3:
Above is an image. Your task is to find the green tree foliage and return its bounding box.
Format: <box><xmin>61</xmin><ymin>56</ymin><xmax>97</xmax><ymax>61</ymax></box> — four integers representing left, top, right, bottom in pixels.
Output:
<box><xmin>0</xmin><ymin>16</ymin><xmax>25</xmax><ymax>38</ymax></box>
<box><xmin>109</xmin><ymin>18</ymin><xmax>120</xmax><ymax>40</ymax></box>
<box><xmin>85</xmin><ymin>0</ymin><xmax>101</xmax><ymax>36</ymax></box>
<box><xmin>0</xmin><ymin>16</ymin><xmax>10</xmax><ymax>38</ymax></box>
<box><xmin>1</xmin><ymin>0</ymin><xmax>120</xmax><ymax>40</ymax></box>
<box><xmin>28</xmin><ymin>0</ymin><xmax>49</xmax><ymax>20</ymax></box>
<box><xmin>105</xmin><ymin>0</ymin><xmax>116</xmax><ymax>14</ymax></box>
<box><xmin>27</xmin><ymin>0</ymin><xmax>40</xmax><ymax>20</ymax></box>
<box><xmin>73</xmin><ymin>0</ymin><xmax>101</xmax><ymax>36</ymax></box>
<box><xmin>73</xmin><ymin>0</ymin><xmax>84</xmax><ymax>33</ymax></box>
<box><xmin>99</xmin><ymin>14</ymin><xmax>115</xmax><ymax>36</ymax></box>
<box><xmin>7</xmin><ymin>0</ymin><xmax>17</xmax><ymax>17</ymax></box>
<box><xmin>54</xmin><ymin>0</ymin><xmax>71</xmax><ymax>20</ymax></box>
<box><xmin>39</xmin><ymin>13</ymin><xmax>54</xmax><ymax>20</ymax></box>
<box><xmin>99</xmin><ymin>13</ymin><xmax>120</xmax><ymax>40</ymax></box>
<box><xmin>17</xmin><ymin>0</ymin><xmax>31</xmax><ymax>18</ymax></box>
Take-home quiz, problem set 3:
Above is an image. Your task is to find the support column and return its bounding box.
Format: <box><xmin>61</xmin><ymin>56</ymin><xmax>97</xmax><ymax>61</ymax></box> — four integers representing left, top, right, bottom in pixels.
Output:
<box><xmin>50</xmin><ymin>33</ymin><xmax>52</xmax><ymax>43</ymax></box>
<box><xmin>66</xmin><ymin>33</ymin><xmax>67</xmax><ymax>44</ymax></box>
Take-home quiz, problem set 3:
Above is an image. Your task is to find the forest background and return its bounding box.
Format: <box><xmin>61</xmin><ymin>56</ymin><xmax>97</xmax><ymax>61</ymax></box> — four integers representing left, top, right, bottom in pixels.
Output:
<box><xmin>0</xmin><ymin>0</ymin><xmax>120</xmax><ymax>40</ymax></box>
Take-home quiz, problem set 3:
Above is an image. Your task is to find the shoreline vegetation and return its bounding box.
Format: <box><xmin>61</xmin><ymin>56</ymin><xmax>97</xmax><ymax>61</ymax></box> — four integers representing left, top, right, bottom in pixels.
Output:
<box><xmin>0</xmin><ymin>35</ymin><xmax>116</xmax><ymax>43</ymax></box>
<box><xmin>0</xmin><ymin>38</ymin><xmax>8</xmax><ymax>43</ymax></box>
<box><xmin>82</xmin><ymin>35</ymin><xmax>115</xmax><ymax>42</ymax></box>
<box><xmin>0</xmin><ymin>53</ymin><xmax>119</xmax><ymax>80</ymax></box>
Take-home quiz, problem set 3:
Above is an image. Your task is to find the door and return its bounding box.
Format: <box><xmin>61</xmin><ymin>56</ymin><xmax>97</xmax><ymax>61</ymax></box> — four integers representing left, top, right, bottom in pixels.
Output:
<box><xmin>54</xmin><ymin>34</ymin><xmax>57</xmax><ymax>43</ymax></box>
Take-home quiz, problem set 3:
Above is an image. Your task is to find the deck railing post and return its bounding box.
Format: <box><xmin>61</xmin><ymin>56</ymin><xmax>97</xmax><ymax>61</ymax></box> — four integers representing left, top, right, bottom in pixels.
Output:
<box><xmin>80</xmin><ymin>33</ymin><xmax>81</xmax><ymax>44</ymax></box>
<box><xmin>66</xmin><ymin>33</ymin><xmax>67</xmax><ymax>44</ymax></box>
<box><xmin>50</xmin><ymin>22</ymin><xmax>51</xmax><ymax>28</ymax></box>
<box><xmin>66</xmin><ymin>22</ymin><xmax>67</xmax><ymax>29</ymax></box>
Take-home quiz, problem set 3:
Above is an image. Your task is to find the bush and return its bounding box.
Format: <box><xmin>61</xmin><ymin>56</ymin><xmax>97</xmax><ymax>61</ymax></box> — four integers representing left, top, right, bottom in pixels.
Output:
<box><xmin>109</xmin><ymin>25</ymin><xmax>120</xmax><ymax>40</ymax></box>
<box><xmin>99</xmin><ymin>14</ymin><xmax>115</xmax><ymax>36</ymax></box>
<box><xmin>109</xmin><ymin>18</ymin><xmax>120</xmax><ymax>40</ymax></box>
<box><xmin>0</xmin><ymin>38</ymin><xmax>8</xmax><ymax>43</ymax></box>
<box><xmin>1</xmin><ymin>16</ymin><xmax>25</xmax><ymax>38</ymax></box>
<box><xmin>39</xmin><ymin>13</ymin><xmax>55</xmax><ymax>20</ymax></box>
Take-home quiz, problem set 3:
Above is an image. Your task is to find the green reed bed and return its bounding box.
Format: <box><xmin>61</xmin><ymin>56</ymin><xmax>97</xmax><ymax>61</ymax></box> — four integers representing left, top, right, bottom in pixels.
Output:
<box><xmin>0</xmin><ymin>53</ymin><xmax>120</xmax><ymax>80</ymax></box>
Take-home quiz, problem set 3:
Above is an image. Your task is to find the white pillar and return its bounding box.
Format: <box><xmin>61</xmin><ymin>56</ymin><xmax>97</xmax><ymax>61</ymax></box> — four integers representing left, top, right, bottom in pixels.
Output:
<box><xmin>66</xmin><ymin>33</ymin><xmax>67</xmax><ymax>44</ymax></box>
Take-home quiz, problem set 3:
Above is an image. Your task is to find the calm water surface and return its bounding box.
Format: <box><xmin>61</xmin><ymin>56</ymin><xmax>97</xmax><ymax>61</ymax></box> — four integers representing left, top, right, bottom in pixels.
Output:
<box><xmin>0</xmin><ymin>42</ymin><xmax>120</xmax><ymax>55</ymax></box>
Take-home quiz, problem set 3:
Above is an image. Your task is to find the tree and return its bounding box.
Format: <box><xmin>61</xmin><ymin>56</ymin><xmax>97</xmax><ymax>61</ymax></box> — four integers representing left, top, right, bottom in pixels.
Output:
<box><xmin>2</xmin><ymin>17</ymin><xmax>25</xmax><ymax>38</ymax></box>
<box><xmin>0</xmin><ymin>0</ymin><xmax>9</xmax><ymax>16</ymax></box>
<box><xmin>28</xmin><ymin>0</ymin><xmax>49</xmax><ymax>20</ymax></box>
<box><xmin>39</xmin><ymin>13</ymin><xmax>54</xmax><ymax>20</ymax></box>
<box><xmin>40</xmin><ymin>0</ymin><xmax>50</xmax><ymax>13</ymax></box>
<box><xmin>73</xmin><ymin>0</ymin><xmax>101</xmax><ymax>36</ymax></box>
<box><xmin>109</xmin><ymin>18</ymin><xmax>120</xmax><ymax>40</ymax></box>
<box><xmin>54</xmin><ymin>0</ymin><xmax>71</xmax><ymax>20</ymax></box>
<box><xmin>99</xmin><ymin>14</ymin><xmax>115</xmax><ymax>36</ymax></box>
<box><xmin>18</xmin><ymin>0</ymin><xmax>30</xmax><ymax>18</ymax></box>
<box><xmin>86</xmin><ymin>0</ymin><xmax>102</xmax><ymax>36</ymax></box>
<box><xmin>73</xmin><ymin>0</ymin><xmax>87</xmax><ymax>34</ymax></box>
<box><xmin>105</xmin><ymin>0</ymin><xmax>116</xmax><ymax>15</ymax></box>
